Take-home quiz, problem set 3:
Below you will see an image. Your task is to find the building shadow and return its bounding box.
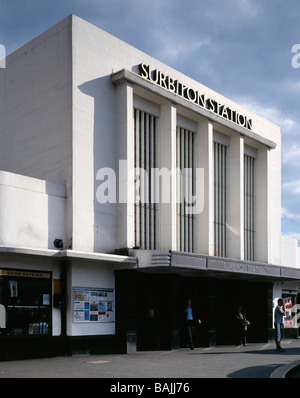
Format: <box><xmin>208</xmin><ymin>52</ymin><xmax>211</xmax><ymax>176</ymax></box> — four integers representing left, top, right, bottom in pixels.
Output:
<box><xmin>78</xmin><ymin>76</ymin><xmax>117</xmax><ymax>253</ymax></box>
<box><xmin>194</xmin><ymin>346</ymin><xmax>300</xmax><ymax>356</ymax></box>
<box><xmin>227</xmin><ymin>364</ymin><xmax>282</xmax><ymax>378</ymax></box>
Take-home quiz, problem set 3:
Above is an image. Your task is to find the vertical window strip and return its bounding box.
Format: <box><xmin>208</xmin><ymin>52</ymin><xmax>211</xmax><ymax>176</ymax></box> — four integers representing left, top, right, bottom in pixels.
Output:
<box><xmin>214</xmin><ymin>142</ymin><xmax>227</xmax><ymax>257</ymax></box>
<box><xmin>134</xmin><ymin>108</ymin><xmax>157</xmax><ymax>250</ymax></box>
<box><xmin>244</xmin><ymin>155</ymin><xmax>255</xmax><ymax>261</ymax></box>
<box><xmin>176</xmin><ymin>126</ymin><xmax>195</xmax><ymax>253</ymax></box>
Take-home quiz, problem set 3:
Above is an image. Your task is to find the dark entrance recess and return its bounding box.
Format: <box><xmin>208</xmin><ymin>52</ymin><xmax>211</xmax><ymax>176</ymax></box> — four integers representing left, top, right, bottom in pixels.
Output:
<box><xmin>115</xmin><ymin>270</ymin><xmax>175</xmax><ymax>351</ymax></box>
<box><xmin>115</xmin><ymin>270</ymin><xmax>272</xmax><ymax>351</ymax></box>
<box><xmin>136</xmin><ymin>273</ymin><xmax>171</xmax><ymax>350</ymax></box>
<box><xmin>213</xmin><ymin>279</ymin><xmax>270</xmax><ymax>345</ymax></box>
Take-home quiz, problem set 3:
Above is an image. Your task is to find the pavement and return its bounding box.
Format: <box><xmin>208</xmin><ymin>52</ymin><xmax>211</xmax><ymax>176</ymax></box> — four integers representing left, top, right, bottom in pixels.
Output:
<box><xmin>0</xmin><ymin>339</ymin><xmax>300</xmax><ymax>379</ymax></box>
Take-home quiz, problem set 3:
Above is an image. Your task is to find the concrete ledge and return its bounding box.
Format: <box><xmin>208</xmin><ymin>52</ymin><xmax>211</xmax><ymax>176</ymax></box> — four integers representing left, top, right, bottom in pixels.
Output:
<box><xmin>0</xmin><ymin>245</ymin><xmax>60</xmax><ymax>257</ymax></box>
<box><xmin>270</xmin><ymin>360</ymin><xmax>300</xmax><ymax>378</ymax></box>
<box><xmin>0</xmin><ymin>245</ymin><xmax>137</xmax><ymax>265</ymax></box>
<box><xmin>0</xmin><ymin>170</ymin><xmax>66</xmax><ymax>197</ymax></box>
<box><xmin>111</xmin><ymin>69</ymin><xmax>277</xmax><ymax>149</ymax></box>
<box><xmin>60</xmin><ymin>249</ymin><xmax>137</xmax><ymax>264</ymax></box>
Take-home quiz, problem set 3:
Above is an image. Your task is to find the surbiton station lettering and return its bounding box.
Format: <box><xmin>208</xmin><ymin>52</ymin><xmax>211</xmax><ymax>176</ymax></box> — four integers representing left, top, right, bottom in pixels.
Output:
<box><xmin>139</xmin><ymin>63</ymin><xmax>253</xmax><ymax>131</ymax></box>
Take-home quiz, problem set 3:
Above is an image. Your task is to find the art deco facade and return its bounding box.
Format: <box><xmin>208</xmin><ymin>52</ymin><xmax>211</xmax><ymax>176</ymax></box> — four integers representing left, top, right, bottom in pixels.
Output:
<box><xmin>0</xmin><ymin>15</ymin><xmax>299</xmax><ymax>358</ymax></box>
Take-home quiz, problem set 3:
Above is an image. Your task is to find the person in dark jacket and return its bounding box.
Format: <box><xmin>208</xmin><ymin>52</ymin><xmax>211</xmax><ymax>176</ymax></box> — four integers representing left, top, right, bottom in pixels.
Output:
<box><xmin>236</xmin><ymin>305</ymin><xmax>248</xmax><ymax>346</ymax></box>
<box><xmin>185</xmin><ymin>298</ymin><xmax>201</xmax><ymax>350</ymax></box>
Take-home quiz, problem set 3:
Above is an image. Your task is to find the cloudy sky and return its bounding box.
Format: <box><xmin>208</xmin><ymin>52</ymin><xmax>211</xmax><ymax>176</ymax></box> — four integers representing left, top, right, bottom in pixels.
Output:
<box><xmin>1</xmin><ymin>0</ymin><xmax>300</xmax><ymax>245</ymax></box>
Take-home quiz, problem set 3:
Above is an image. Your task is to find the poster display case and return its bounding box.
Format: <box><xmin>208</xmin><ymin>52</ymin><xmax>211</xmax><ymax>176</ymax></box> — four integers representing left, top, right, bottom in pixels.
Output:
<box><xmin>73</xmin><ymin>287</ymin><xmax>115</xmax><ymax>323</ymax></box>
<box><xmin>283</xmin><ymin>294</ymin><xmax>296</xmax><ymax>328</ymax></box>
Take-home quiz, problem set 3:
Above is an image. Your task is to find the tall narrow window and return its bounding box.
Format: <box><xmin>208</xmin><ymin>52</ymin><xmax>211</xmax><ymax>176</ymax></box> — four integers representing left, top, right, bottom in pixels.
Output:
<box><xmin>134</xmin><ymin>108</ymin><xmax>158</xmax><ymax>250</ymax></box>
<box><xmin>244</xmin><ymin>154</ymin><xmax>255</xmax><ymax>261</ymax></box>
<box><xmin>214</xmin><ymin>142</ymin><xmax>227</xmax><ymax>257</ymax></box>
<box><xmin>176</xmin><ymin>126</ymin><xmax>196</xmax><ymax>253</ymax></box>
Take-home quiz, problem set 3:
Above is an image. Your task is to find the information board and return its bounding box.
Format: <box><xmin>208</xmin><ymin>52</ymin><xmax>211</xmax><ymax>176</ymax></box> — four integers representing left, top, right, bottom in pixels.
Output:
<box><xmin>73</xmin><ymin>287</ymin><xmax>115</xmax><ymax>323</ymax></box>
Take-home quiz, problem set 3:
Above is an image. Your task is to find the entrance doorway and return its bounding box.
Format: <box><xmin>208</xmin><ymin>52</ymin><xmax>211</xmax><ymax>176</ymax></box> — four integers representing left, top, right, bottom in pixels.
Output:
<box><xmin>214</xmin><ymin>279</ymin><xmax>270</xmax><ymax>345</ymax></box>
<box><xmin>136</xmin><ymin>273</ymin><xmax>172</xmax><ymax>351</ymax></box>
<box><xmin>116</xmin><ymin>270</ymin><xmax>272</xmax><ymax>352</ymax></box>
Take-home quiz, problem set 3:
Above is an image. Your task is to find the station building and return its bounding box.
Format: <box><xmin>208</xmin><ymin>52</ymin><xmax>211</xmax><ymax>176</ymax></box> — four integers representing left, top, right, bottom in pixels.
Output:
<box><xmin>0</xmin><ymin>15</ymin><xmax>299</xmax><ymax>359</ymax></box>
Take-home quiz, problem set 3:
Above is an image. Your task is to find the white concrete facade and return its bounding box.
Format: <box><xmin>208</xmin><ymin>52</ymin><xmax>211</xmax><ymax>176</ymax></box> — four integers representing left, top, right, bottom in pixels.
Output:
<box><xmin>0</xmin><ymin>170</ymin><xmax>66</xmax><ymax>250</ymax></box>
<box><xmin>0</xmin><ymin>15</ymin><xmax>284</xmax><ymax>262</ymax></box>
<box><xmin>0</xmin><ymin>15</ymin><xmax>299</xmax><ymax>345</ymax></box>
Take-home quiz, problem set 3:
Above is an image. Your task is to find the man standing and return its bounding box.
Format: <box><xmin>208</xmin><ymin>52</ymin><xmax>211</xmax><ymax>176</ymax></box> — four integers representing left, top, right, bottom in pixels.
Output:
<box><xmin>185</xmin><ymin>299</ymin><xmax>201</xmax><ymax>350</ymax></box>
<box><xmin>274</xmin><ymin>298</ymin><xmax>286</xmax><ymax>352</ymax></box>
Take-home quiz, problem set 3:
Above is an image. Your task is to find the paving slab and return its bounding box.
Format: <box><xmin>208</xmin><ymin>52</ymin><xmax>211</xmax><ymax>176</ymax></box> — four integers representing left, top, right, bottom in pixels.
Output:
<box><xmin>0</xmin><ymin>339</ymin><xmax>300</xmax><ymax>379</ymax></box>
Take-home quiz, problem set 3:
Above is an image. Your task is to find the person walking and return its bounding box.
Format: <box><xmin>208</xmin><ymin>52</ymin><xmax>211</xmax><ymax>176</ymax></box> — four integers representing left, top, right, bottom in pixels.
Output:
<box><xmin>185</xmin><ymin>299</ymin><xmax>201</xmax><ymax>350</ymax></box>
<box><xmin>274</xmin><ymin>298</ymin><xmax>286</xmax><ymax>352</ymax></box>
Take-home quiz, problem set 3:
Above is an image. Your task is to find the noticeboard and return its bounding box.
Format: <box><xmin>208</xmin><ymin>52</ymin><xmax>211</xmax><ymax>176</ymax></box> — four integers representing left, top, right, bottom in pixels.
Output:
<box><xmin>73</xmin><ymin>287</ymin><xmax>115</xmax><ymax>323</ymax></box>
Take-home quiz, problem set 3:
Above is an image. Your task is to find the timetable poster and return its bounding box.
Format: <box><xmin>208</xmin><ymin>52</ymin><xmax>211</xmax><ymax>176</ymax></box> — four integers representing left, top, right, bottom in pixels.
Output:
<box><xmin>73</xmin><ymin>287</ymin><xmax>115</xmax><ymax>323</ymax></box>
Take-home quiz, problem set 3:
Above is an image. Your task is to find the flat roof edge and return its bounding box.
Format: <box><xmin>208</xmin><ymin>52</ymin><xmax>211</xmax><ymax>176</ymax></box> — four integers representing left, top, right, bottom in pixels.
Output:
<box><xmin>0</xmin><ymin>246</ymin><xmax>137</xmax><ymax>265</ymax></box>
<box><xmin>171</xmin><ymin>251</ymin><xmax>300</xmax><ymax>280</ymax></box>
<box><xmin>111</xmin><ymin>69</ymin><xmax>277</xmax><ymax>150</ymax></box>
<box><xmin>60</xmin><ymin>249</ymin><xmax>137</xmax><ymax>264</ymax></box>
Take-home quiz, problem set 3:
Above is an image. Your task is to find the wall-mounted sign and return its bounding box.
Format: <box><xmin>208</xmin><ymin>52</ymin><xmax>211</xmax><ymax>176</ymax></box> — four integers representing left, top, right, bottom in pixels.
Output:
<box><xmin>73</xmin><ymin>287</ymin><xmax>115</xmax><ymax>323</ymax></box>
<box><xmin>207</xmin><ymin>258</ymin><xmax>281</xmax><ymax>278</ymax></box>
<box><xmin>139</xmin><ymin>63</ymin><xmax>253</xmax><ymax>131</ymax></box>
<box><xmin>0</xmin><ymin>269</ymin><xmax>51</xmax><ymax>279</ymax></box>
